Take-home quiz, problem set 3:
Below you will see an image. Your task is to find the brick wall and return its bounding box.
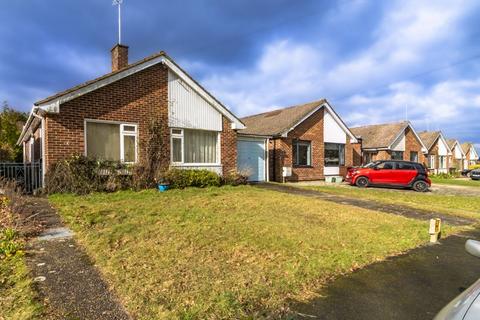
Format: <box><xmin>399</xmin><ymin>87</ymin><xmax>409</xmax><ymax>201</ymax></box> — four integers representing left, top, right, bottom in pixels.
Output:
<box><xmin>43</xmin><ymin>63</ymin><xmax>238</xmax><ymax>175</ymax></box>
<box><xmin>404</xmin><ymin>127</ymin><xmax>425</xmax><ymax>164</ymax></box>
<box><xmin>268</xmin><ymin>108</ymin><xmax>355</xmax><ymax>182</ymax></box>
<box><xmin>350</xmin><ymin>142</ymin><xmax>362</xmax><ymax>166</ymax></box>
<box><xmin>221</xmin><ymin>116</ymin><xmax>237</xmax><ymax>174</ymax></box>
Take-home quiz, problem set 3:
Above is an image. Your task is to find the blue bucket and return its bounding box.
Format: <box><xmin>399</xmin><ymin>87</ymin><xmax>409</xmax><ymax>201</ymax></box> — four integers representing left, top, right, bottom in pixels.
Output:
<box><xmin>158</xmin><ymin>184</ymin><xmax>170</xmax><ymax>192</ymax></box>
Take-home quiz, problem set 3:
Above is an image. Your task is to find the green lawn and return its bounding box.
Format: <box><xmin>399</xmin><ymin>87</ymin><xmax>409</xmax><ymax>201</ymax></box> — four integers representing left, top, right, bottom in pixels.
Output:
<box><xmin>49</xmin><ymin>186</ymin><xmax>442</xmax><ymax>319</ymax></box>
<box><xmin>430</xmin><ymin>176</ymin><xmax>480</xmax><ymax>188</ymax></box>
<box><xmin>302</xmin><ymin>184</ymin><xmax>480</xmax><ymax>220</ymax></box>
<box><xmin>0</xmin><ymin>224</ymin><xmax>43</xmax><ymax>320</ymax></box>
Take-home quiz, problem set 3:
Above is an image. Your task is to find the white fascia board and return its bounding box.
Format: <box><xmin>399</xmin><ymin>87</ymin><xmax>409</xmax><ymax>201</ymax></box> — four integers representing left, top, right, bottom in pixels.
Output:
<box><xmin>162</xmin><ymin>59</ymin><xmax>246</xmax><ymax>130</ymax></box>
<box><xmin>16</xmin><ymin>106</ymin><xmax>39</xmax><ymax>145</ymax></box>
<box><xmin>35</xmin><ymin>54</ymin><xmax>245</xmax><ymax>131</ymax></box>
<box><xmin>281</xmin><ymin>101</ymin><xmax>358</xmax><ymax>143</ymax></box>
<box><xmin>36</xmin><ymin>55</ymin><xmax>167</xmax><ymax>110</ymax></box>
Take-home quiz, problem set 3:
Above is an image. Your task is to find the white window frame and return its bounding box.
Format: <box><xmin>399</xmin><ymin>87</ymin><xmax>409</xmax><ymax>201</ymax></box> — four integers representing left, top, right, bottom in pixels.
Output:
<box><xmin>170</xmin><ymin>128</ymin><xmax>221</xmax><ymax>165</ymax></box>
<box><xmin>84</xmin><ymin>119</ymin><xmax>138</xmax><ymax>164</ymax></box>
<box><xmin>429</xmin><ymin>155</ymin><xmax>436</xmax><ymax>169</ymax></box>
<box><xmin>439</xmin><ymin>156</ymin><xmax>447</xmax><ymax>169</ymax></box>
<box><xmin>292</xmin><ymin>140</ymin><xmax>312</xmax><ymax>167</ymax></box>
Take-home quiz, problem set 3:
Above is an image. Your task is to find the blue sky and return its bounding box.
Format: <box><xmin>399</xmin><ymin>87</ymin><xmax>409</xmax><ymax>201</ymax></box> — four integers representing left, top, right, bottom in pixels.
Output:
<box><xmin>1</xmin><ymin>0</ymin><xmax>479</xmax><ymax>147</ymax></box>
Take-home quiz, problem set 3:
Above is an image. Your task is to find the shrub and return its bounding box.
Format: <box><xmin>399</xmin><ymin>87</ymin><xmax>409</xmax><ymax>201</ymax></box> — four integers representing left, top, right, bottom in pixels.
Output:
<box><xmin>469</xmin><ymin>164</ymin><xmax>480</xmax><ymax>170</ymax></box>
<box><xmin>222</xmin><ymin>170</ymin><xmax>249</xmax><ymax>186</ymax></box>
<box><xmin>0</xmin><ymin>227</ymin><xmax>22</xmax><ymax>258</ymax></box>
<box><xmin>161</xmin><ymin>169</ymin><xmax>221</xmax><ymax>189</ymax></box>
<box><xmin>430</xmin><ymin>173</ymin><xmax>456</xmax><ymax>179</ymax></box>
<box><xmin>45</xmin><ymin>155</ymin><xmax>133</xmax><ymax>195</ymax></box>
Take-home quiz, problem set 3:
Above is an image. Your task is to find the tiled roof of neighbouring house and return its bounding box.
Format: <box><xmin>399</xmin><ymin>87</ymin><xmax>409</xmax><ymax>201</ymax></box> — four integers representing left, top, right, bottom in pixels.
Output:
<box><xmin>239</xmin><ymin>99</ymin><xmax>326</xmax><ymax>136</ymax></box>
<box><xmin>447</xmin><ymin>139</ymin><xmax>458</xmax><ymax>150</ymax></box>
<box><xmin>461</xmin><ymin>142</ymin><xmax>473</xmax><ymax>154</ymax></box>
<box><xmin>350</xmin><ymin>121</ymin><xmax>409</xmax><ymax>149</ymax></box>
<box><xmin>418</xmin><ymin>131</ymin><xmax>441</xmax><ymax>151</ymax></box>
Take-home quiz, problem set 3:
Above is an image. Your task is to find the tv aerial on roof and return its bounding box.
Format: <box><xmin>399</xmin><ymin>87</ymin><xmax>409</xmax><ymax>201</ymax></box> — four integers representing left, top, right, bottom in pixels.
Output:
<box><xmin>113</xmin><ymin>0</ymin><xmax>123</xmax><ymax>44</ymax></box>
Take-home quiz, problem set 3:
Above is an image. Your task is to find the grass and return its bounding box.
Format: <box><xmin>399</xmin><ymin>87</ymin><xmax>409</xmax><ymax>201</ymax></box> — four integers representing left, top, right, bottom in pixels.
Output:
<box><xmin>430</xmin><ymin>176</ymin><xmax>480</xmax><ymax>188</ymax></box>
<box><xmin>0</xmin><ymin>226</ymin><xmax>43</xmax><ymax>320</ymax></box>
<box><xmin>50</xmin><ymin>185</ymin><xmax>449</xmax><ymax>319</ymax></box>
<box><xmin>302</xmin><ymin>184</ymin><xmax>480</xmax><ymax>219</ymax></box>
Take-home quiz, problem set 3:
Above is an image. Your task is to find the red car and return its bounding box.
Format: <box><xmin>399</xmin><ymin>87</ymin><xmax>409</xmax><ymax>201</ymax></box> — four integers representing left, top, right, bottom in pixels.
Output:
<box><xmin>346</xmin><ymin>160</ymin><xmax>431</xmax><ymax>192</ymax></box>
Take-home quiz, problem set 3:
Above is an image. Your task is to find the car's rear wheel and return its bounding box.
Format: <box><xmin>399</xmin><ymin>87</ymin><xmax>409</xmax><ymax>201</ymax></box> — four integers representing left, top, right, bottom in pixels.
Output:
<box><xmin>413</xmin><ymin>180</ymin><xmax>429</xmax><ymax>192</ymax></box>
<box><xmin>356</xmin><ymin>176</ymin><xmax>369</xmax><ymax>188</ymax></box>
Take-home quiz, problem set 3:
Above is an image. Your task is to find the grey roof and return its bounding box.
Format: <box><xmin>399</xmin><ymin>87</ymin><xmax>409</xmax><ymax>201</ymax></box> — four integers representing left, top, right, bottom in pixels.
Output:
<box><xmin>418</xmin><ymin>131</ymin><xmax>441</xmax><ymax>151</ymax></box>
<box><xmin>350</xmin><ymin>121</ymin><xmax>409</xmax><ymax>149</ymax></box>
<box><xmin>239</xmin><ymin>99</ymin><xmax>326</xmax><ymax>136</ymax></box>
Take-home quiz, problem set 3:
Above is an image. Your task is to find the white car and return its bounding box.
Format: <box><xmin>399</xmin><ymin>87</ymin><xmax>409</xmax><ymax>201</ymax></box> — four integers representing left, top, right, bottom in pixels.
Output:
<box><xmin>434</xmin><ymin>240</ymin><xmax>480</xmax><ymax>320</ymax></box>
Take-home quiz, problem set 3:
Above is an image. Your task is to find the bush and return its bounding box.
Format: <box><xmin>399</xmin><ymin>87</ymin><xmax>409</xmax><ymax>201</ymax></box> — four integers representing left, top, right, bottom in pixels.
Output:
<box><xmin>222</xmin><ymin>170</ymin><xmax>249</xmax><ymax>186</ymax></box>
<box><xmin>469</xmin><ymin>164</ymin><xmax>480</xmax><ymax>170</ymax></box>
<box><xmin>160</xmin><ymin>169</ymin><xmax>221</xmax><ymax>189</ymax></box>
<box><xmin>430</xmin><ymin>173</ymin><xmax>455</xmax><ymax>179</ymax></box>
<box><xmin>45</xmin><ymin>155</ymin><xmax>133</xmax><ymax>195</ymax></box>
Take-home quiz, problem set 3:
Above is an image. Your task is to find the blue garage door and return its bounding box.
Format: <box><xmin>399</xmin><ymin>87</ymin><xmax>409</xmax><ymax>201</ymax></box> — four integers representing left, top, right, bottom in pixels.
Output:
<box><xmin>237</xmin><ymin>138</ymin><xmax>266</xmax><ymax>182</ymax></box>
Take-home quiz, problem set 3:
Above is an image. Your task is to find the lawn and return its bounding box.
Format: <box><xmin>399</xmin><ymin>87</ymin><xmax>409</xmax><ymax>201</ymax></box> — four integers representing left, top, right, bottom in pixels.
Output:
<box><xmin>50</xmin><ymin>186</ymin><xmax>444</xmax><ymax>319</ymax></box>
<box><xmin>430</xmin><ymin>176</ymin><xmax>480</xmax><ymax>188</ymax></box>
<box><xmin>302</xmin><ymin>184</ymin><xmax>480</xmax><ymax>220</ymax></box>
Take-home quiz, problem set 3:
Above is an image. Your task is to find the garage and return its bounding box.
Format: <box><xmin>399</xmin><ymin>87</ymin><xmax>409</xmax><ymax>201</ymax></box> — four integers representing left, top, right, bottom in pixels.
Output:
<box><xmin>237</xmin><ymin>137</ymin><xmax>268</xmax><ymax>182</ymax></box>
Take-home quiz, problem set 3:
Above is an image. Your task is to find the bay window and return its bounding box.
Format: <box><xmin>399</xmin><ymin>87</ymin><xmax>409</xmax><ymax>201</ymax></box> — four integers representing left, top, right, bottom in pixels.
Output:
<box><xmin>171</xmin><ymin>128</ymin><xmax>219</xmax><ymax>164</ymax></box>
<box><xmin>85</xmin><ymin>121</ymin><xmax>137</xmax><ymax>163</ymax></box>
<box><xmin>293</xmin><ymin>140</ymin><xmax>311</xmax><ymax>166</ymax></box>
<box><xmin>325</xmin><ymin>143</ymin><xmax>345</xmax><ymax>167</ymax></box>
<box><xmin>439</xmin><ymin>156</ymin><xmax>447</xmax><ymax>169</ymax></box>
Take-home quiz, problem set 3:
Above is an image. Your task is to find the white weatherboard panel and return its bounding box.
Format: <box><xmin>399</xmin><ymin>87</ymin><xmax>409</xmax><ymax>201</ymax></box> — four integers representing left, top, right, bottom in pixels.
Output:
<box><xmin>391</xmin><ymin>132</ymin><xmax>405</xmax><ymax>151</ymax></box>
<box><xmin>323</xmin><ymin>110</ymin><xmax>347</xmax><ymax>143</ymax></box>
<box><xmin>438</xmin><ymin>138</ymin><xmax>449</xmax><ymax>156</ymax></box>
<box><xmin>168</xmin><ymin>70</ymin><xmax>222</xmax><ymax>131</ymax></box>
<box><xmin>470</xmin><ymin>147</ymin><xmax>478</xmax><ymax>160</ymax></box>
<box><xmin>324</xmin><ymin>167</ymin><xmax>340</xmax><ymax>176</ymax></box>
<box><xmin>454</xmin><ymin>145</ymin><xmax>462</xmax><ymax>159</ymax></box>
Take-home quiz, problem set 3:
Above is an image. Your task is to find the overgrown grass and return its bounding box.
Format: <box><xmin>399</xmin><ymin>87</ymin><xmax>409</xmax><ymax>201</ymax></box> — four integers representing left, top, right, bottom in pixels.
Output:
<box><xmin>0</xmin><ymin>222</ymin><xmax>42</xmax><ymax>320</ymax></box>
<box><xmin>303</xmin><ymin>185</ymin><xmax>480</xmax><ymax>219</ymax></box>
<box><xmin>50</xmin><ymin>186</ymin><xmax>442</xmax><ymax>319</ymax></box>
<box><xmin>430</xmin><ymin>176</ymin><xmax>480</xmax><ymax>188</ymax></box>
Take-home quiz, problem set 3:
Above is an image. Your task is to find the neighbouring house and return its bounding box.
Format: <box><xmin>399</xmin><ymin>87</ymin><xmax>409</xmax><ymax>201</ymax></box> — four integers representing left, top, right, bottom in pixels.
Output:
<box><xmin>418</xmin><ymin>131</ymin><xmax>451</xmax><ymax>174</ymax></box>
<box><xmin>350</xmin><ymin>121</ymin><xmax>427</xmax><ymax>166</ymax></box>
<box><xmin>238</xmin><ymin>99</ymin><xmax>359</xmax><ymax>182</ymax></box>
<box><xmin>446</xmin><ymin>139</ymin><xmax>466</xmax><ymax>172</ymax></box>
<box><xmin>461</xmin><ymin>142</ymin><xmax>479</xmax><ymax>168</ymax></box>
<box><xmin>17</xmin><ymin>44</ymin><xmax>245</xmax><ymax>183</ymax></box>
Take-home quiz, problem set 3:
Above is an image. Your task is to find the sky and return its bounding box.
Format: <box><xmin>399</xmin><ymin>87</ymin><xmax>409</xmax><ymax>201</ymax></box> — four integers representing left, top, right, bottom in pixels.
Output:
<box><xmin>1</xmin><ymin>0</ymin><xmax>479</xmax><ymax>147</ymax></box>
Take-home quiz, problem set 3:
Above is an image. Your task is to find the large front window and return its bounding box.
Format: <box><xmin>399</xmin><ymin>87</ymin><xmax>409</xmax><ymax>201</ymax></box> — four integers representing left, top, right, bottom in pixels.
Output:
<box><xmin>85</xmin><ymin>121</ymin><xmax>137</xmax><ymax>163</ymax></box>
<box><xmin>439</xmin><ymin>156</ymin><xmax>447</xmax><ymax>169</ymax></box>
<box><xmin>429</xmin><ymin>155</ymin><xmax>436</xmax><ymax>169</ymax></box>
<box><xmin>325</xmin><ymin>143</ymin><xmax>345</xmax><ymax>167</ymax></box>
<box><xmin>292</xmin><ymin>140</ymin><xmax>311</xmax><ymax>166</ymax></box>
<box><xmin>171</xmin><ymin>128</ymin><xmax>219</xmax><ymax>164</ymax></box>
<box><xmin>391</xmin><ymin>151</ymin><xmax>404</xmax><ymax>160</ymax></box>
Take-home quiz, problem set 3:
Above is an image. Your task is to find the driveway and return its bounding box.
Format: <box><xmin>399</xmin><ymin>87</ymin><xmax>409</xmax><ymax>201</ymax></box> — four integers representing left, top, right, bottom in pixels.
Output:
<box><xmin>257</xmin><ymin>183</ymin><xmax>475</xmax><ymax>226</ymax></box>
<box><xmin>291</xmin><ymin>229</ymin><xmax>480</xmax><ymax>319</ymax></box>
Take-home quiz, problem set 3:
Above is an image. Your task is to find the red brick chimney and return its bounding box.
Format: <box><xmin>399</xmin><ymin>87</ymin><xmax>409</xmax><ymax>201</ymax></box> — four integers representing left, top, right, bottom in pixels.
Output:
<box><xmin>111</xmin><ymin>44</ymin><xmax>129</xmax><ymax>72</ymax></box>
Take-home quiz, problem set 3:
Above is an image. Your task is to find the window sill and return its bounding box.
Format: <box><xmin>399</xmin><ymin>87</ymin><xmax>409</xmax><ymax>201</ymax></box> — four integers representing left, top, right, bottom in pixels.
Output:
<box><xmin>293</xmin><ymin>165</ymin><xmax>313</xmax><ymax>168</ymax></box>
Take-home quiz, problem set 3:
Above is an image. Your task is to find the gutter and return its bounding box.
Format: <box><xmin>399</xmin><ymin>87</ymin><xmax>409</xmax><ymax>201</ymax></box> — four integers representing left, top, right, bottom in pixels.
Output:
<box><xmin>16</xmin><ymin>107</ymin><xmax>39</xmax><ymax>145</ymax></box>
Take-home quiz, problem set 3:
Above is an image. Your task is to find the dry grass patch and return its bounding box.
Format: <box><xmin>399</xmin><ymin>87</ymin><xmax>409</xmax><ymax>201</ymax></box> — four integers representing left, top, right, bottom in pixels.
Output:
<box><xmin>50</xmin><ymin>186</ymin><xmax>436</xmax><ymax>319</ymax></box>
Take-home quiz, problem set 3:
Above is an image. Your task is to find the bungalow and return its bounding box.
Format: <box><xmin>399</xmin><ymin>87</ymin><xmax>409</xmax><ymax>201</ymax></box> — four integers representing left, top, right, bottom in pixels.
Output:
<box><xmin>446</xmin><ymin>139</ymin><xmax>466</xmax><ymax>172</ymax></box>
<box><xmin>237</xmin><ymin>99</ymin><xmax>359</xmax><ymax>182</ymax></box>
<box><xmin>461</xmin><ymin>142</ymin><xmax>479</xmax><ymax>168</ymax></box>
<box><xmin>17</xmin><ymin>44</ymin><xmax>245</xmax><ymax>182</ymax></box>
<box><xmin>350</xmin><ymin>121</ymin><xmax>427</xmax><ymax>165</ymax></box>
<box><xmin>418</xmin><ymin>131</ymin><xmax>451</xmax><ymax>174</ymax></box>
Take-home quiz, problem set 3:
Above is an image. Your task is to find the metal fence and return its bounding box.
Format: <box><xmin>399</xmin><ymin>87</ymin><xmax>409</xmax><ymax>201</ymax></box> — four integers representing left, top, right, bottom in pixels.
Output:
<box><xmin>0</xmin><ymin>162</ymin><xmax>42</xmax><ymax>194</ymax></box>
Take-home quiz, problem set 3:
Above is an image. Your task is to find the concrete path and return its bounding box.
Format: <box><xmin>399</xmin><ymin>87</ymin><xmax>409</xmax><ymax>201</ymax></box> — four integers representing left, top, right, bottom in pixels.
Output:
<box><xmin>21</xmin><ymin>197</ymin><xmax>131</xmax><ymax>320</ymax></box>
<box><xmin>257</xmin><ymin>183</ymin><xmax>475</xmax><ymax>226</ymax></box>
<box><xmin>291</xmin><ymin>229</ymin><xmax>480</xmax><ymax>319</ymax></box>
